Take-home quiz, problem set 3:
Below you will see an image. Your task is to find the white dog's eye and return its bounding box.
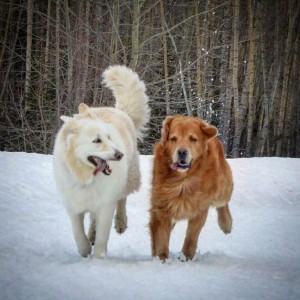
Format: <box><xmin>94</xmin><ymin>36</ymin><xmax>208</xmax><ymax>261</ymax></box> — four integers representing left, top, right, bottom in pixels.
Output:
<box><xmin>93</xmin><ymin>138</ymin><xmax>102</xmax><ymax>143</ymax></box>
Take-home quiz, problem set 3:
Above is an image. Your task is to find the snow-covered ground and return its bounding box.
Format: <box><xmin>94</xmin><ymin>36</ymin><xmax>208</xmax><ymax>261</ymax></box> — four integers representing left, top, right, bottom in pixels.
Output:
<box><xmin>1</xmin><ymin>152</ymin><xmax>300</xmax><ymax>300</ymax></box>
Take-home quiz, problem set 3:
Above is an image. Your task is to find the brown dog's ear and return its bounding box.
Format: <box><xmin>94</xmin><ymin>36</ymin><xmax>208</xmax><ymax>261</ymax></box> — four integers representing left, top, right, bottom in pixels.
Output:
<box><xmin>161</xmin><ymin>116</ymin><xmax>175</xmax><ymax>143</ymax></box>
<box><xmin>200</xmin><ymin>123</ymin><xmax>218</xmax><ymax>141</ymax></box>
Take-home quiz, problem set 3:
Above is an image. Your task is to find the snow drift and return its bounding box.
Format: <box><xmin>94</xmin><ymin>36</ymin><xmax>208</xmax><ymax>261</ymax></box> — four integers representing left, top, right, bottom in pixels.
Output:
<box><xmin>0</xmin><ymin>152</ymin><xmax>300</xmax><ymax>300</ymax></box>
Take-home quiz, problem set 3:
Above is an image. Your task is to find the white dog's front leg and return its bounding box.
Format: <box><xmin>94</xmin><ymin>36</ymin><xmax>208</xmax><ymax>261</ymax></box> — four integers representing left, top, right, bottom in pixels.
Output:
<box><xmin>94</xmin><ymin>205</ymin><xmax>116</xmax><ymax>259</ymax></box>
<box><xmin>68</xmin><ymin>211</ymin><xmax>91</xmax><ymax>257</ymax></box>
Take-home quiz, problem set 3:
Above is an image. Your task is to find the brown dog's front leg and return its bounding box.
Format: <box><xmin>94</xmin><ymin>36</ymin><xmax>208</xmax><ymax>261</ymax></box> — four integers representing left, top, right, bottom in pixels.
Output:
<box><xmin>150</xmin><ymin>212</ymin><xmax>172</xmax><ymax>261</ymax></box>
<box><xmin>181</xmin><ymin>208</ymin><xmax>209</xmax><ymax>260</ymax></box>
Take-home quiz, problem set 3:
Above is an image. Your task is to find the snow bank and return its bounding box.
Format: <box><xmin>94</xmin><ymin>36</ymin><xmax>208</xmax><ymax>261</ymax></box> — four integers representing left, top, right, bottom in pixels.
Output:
<box><xmin>0</xmin><ymin>152</ymin><xmax>300</xmax><ymax>299</ymax></box>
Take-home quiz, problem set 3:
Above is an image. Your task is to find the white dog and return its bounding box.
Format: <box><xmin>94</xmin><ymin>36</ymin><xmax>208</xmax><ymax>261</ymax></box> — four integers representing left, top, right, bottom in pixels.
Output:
<box><xmin>53</xmin><ymin>65</ymin><xmax>150</xmax><ymax>258</ymax></box>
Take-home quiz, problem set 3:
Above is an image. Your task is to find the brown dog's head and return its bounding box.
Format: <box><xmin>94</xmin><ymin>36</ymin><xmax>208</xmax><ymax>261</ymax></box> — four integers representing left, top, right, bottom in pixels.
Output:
<box><xmin>160</xmin><ymin>116</ymin><xmax>217</xmax><ymax>172</ymax></box>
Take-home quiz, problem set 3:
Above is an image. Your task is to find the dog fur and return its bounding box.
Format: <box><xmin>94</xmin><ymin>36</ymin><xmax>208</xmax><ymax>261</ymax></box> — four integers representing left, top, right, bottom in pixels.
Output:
<box><xmin>53</xmin><ymin>65</ymin><xmax>150</xmax><ymax>258</ymax></box>
<box><xmin>149</xmin><ymin>116</ymin><xmax>233</xmax><ymax>261</ymax></box>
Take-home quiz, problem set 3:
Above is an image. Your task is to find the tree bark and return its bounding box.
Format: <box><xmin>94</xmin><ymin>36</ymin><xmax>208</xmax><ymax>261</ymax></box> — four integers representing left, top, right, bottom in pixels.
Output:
<box><xmin>129</xmin><ymin>0</ymin><xmax>141</xmax><ymax>70</ymax></box>
<box><xmin>55</xmin><ymin>0</ymin><xmax>61</xmax><ymax>123</ymax></box>
<box><xmin>81</xmin><ymin>0</ymin><xmax>90</xmax><ymax>103</ymax></box>
<box><xmin>110</xmin><ymin>0</ymin><xmax>120</xmax><ymax>64</ymax></box>
<box><xmin>276</xmin><ymin>0</ymin><xmax>300</xmax><ymax>156</ymax></box>
<box><xmin>232</xmin><ymin>0</ymin><xmax>241</xmax><ymax>158</ymax></box>
<box><xmin>0</xmin><ymin>0</ymin><xmax>13</xmax><ymax>70</ymax></box>
<box><xmin>160</xmin><ymin>0</ymin><xmax>170</xmax><ymax>115</ymax></box>
<box><xmin>246</xmin><ymin>0</ymin><xmax>257</xmax><ymax>156</ymax></box>
<box><xmin>194</xmin><ymin>2</ymin><xmax>204</xmax><ymax>119</ymax></box>
<box><xmin>24</xmin><ymin>0</ymin><xmax>34</xmax><ymax>105</ymax></box>
<box><xmin>64</xmin><ymin>0</ymin><xmax>74</xmax><ymax>103</ymax></box>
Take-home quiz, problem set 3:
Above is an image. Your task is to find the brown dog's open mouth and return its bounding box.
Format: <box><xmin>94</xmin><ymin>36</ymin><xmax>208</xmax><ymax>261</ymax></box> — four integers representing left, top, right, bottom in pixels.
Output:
<box><xmin>170</xmin><ymin>161</ymin><xmax>192</xmax><ymax>171</ymax></box>
<box><xmin>88</xmin><ymin>156</ymin><xmax>112</xmax><ymax>176</ymax></box>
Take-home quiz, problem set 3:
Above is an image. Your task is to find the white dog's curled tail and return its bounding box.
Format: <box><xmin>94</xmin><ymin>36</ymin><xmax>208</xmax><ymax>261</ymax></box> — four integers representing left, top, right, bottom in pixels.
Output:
<box><xmin>102</xmin><ymin>65</ymin><xmax>150</xmax><ymax>139</ymax></box>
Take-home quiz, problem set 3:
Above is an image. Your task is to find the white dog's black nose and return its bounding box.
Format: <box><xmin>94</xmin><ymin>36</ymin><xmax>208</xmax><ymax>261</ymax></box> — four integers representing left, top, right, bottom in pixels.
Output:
<box><xmin>177</xmin><ymin>148</ymin><xmax>187</xmax><ymax>161</ymax></box>
<box><xmin>114</xmin><ymin>150</ymin><xmax>124</xmax><ymax>160</ymax></box>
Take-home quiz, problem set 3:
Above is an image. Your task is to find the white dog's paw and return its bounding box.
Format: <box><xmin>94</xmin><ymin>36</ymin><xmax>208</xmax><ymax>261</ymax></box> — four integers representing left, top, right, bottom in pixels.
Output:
<box><xmin>94</xmin><ymin>246</ymin><xmax>107</xmax><ymax>259</ymax></box>
<box><xmin>77</xmin><ymin>241</ymin><xmax>92</xmax><ymax>258</ymax></box>
<box><xmin>114</xmin><ymin>214</ymin><xmax>127</xmax><ymax>234</ymax></box>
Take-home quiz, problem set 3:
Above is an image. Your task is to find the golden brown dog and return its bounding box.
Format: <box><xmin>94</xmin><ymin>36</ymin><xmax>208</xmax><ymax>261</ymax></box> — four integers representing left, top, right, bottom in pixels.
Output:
<box><xmin>149</xmin><ymin>116</ymin><xmax>233</xmax><ymax>261</ymax></box>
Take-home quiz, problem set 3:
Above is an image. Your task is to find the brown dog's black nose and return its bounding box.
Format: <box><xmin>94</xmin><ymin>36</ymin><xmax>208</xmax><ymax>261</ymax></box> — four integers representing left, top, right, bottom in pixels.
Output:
<box><xmin>177</xmin><ymin>148</ymin><xmax>187</xmax><ymax>160</ymax></box>
<box><xmin>114</xmin><ymin>150</ymin><xmax>124</xmax><ymax>160</ymax></box>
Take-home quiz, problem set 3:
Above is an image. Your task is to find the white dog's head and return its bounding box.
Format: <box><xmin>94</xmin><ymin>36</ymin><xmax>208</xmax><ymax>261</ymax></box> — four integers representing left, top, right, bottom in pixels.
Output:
<box><xmin>60</xmin><ymin>114</ymin><xmax>123</xmax><ymax>184</ymax></box>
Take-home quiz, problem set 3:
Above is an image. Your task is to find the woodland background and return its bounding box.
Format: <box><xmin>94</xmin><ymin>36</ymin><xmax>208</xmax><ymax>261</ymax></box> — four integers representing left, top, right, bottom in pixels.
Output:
<box><xmin>0</xmin><ymin>0</ymin><xmax>299</xmax><ymax>157</ymax></box>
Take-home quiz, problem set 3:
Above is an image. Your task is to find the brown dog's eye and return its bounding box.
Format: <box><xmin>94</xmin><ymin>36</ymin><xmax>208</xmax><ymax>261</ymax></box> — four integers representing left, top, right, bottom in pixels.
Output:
<box><xmin>189</xmin><ymin>136</ymin><xmax>197</xmax><ymax>142</ymax></box>
<box><xmin>93</xmin><ymin>138</ymin><xmax>102</xmax><ymax>143</ymax></box>
<box><xmin>170</xmin><ymin>136</ymin><xmax>177</xmax><ymax>142</ymax></box>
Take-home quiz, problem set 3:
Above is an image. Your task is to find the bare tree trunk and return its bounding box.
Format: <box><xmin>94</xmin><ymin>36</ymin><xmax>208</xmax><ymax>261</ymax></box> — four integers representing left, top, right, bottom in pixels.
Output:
<box><xmin>129</xmin><ymin>0</ymin><xmax>141</xmax><ymax>70</ymax></box>
<box><xmin>24</xmin><ymin>0</ymin><xmax>34</xmax><ymax>105</ymax></box>
<box><xmin>64</xmin><ymin>0</ymin><xmax>74</xmax><ymax>103</ymax></box>
<box><xmin>43</xmin><ymin>0</ymin><xmax>51</xmax><ymax>88</ymax></box>
<box><xmin>74</xmin><ymin>0</ymin><xmax>84</xmax><ymax>107</ymax></box>
<box><xmin>160</xmin><ymin>0</ymin><xmax>170</xmax><ymax>115</ymax></box>
<box><xmin>202</xmin><ymin>0</ymin><xmax>209</xmax><ymax>120</ymax></box>
<box><xmin>81</xmin><ymin>0</ymin><xmax>90</xmax><ymax>102</ymax></box>
<box><xmin>296</xmin><ymin>68</ymin><xmax>300</xmax><ymax>157</ymax></box>
<box><xmin>276</xmin><ymin>0</ymin><xmax>300</xmax><ymax>156</ymax></box>
<box><xmin>0</xmin><ymin>0</ymin><xmax>13</xmax><ymax>70</ymax></box>
<box><xmin>255</xmin><ymin>1</ymin><xmax>270</xmax><ymax>156</ymax></box>
<box><xmin>55</xmin><ymin>0</ymin><xmax>61</xmax><ymax>125</ymax></box>
<box><xmin>165</xmin><ymin>21</ymin><xmax>191</xmax><ymax>116</ymax></box>
<box><xmin>37</xmin><ymin>0</ymin><xmax>52</xmax><ymax>153</ymax></box>
<box><xmin>255</xmin><ymin>12</ymin><xmax>268</xmax><ymax>156</ymax></box>
<box><xmin>110</xmin><ymin>0</ymin><xmax>120</xmax><ymax>64</ymax></box>
<box><xmin>194</xmin><ymin>2</ymin><xmax>203</xmax><ymax>119</ymax></box>
<box><xmin>286</xmin><ymin>35</ymin><xmax>299</xmax><ymax>156</ymax></box>
<box><xmin>219</xmin><ymin>4</ymin><xmax>232</xmax><ymax>155</ymax></box>
<box><xmin>232</xmin><ymin>0</ymin><xmax>241</xmax><ymax>158</ymax></box>
<box><xmin>246</xmin><ymin>0</ymin><xmax>257</xmax><ymax>156</ymax></box>
<box><xmin>92</xmin><ymin>3</ymin><xmax>102</xmax><ymax>106</ymax></box>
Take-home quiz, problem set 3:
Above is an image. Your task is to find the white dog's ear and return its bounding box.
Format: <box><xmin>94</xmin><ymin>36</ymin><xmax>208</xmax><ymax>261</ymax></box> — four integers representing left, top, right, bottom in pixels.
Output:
<box><xmin>78</xmin><ymin>103</ymin><xmax>98</xmax><ymax>120</ymax></box>
<box><xmin>161</xmin><ymin>116</ymin><xmax>175</xmax><ymax>143</ymax></box>
<box><xmin>61</xmin><ymin>116</ymin><xmax>78</xmax><ymax>135</ymax></box>
<box><xmin>200</xmin><ymin>124</ymin><xmax>218</xmax><ymax>141</ymax></box>
<box><xmin>78</xmin><ymin>103</ymin><xmax>89</xmax><ymax>114</ymax></box>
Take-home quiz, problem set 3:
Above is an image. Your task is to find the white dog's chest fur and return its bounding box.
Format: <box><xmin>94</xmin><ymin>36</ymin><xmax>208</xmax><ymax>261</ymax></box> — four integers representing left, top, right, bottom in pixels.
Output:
<box><xmin>56</xmin><ymin>160</ymin><xmax>128</xmax><ymax>214</ymax></box>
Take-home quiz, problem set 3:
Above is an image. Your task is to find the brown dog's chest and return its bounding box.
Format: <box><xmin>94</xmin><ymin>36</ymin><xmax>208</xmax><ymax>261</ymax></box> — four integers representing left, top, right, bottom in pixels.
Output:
<box><xmin>155</xmin><ymin>176</ymin><xmax>212</xmax><ymax>220</ymax></box>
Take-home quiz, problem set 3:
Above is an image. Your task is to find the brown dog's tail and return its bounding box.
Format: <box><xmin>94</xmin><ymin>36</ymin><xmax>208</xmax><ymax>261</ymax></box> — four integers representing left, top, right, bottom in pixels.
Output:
<box><xmin>102</xmin><ymin>65</ymin><xmax>150</xmax><ymax>140</ymax></box>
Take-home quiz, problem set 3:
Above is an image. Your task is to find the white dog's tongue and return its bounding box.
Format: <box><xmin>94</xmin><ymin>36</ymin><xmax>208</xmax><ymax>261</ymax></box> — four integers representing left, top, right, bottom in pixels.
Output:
<box><xmin>93</xmin><ymin>159</ymin><xmax>111</xmax><ymax>176</ymax></box>
<box><xmin>94</xmin><ymin>160</ymin><xmax>106</xmax><ymax>175</ymax></box>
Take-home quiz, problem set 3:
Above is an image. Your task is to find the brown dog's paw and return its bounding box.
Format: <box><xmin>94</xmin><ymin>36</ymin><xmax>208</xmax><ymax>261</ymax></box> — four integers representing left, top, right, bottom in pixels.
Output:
<box><xmin>219</xmin><ymin>221</ymin><xmax>232</xmax><ymax>234</ymax></box>
<box><xmin>114</xmin><ymin>214</ymin><xmax>127</xmax><ymax>234</ymax></box>
<box><xmin>180</xmin><ymin>251</ymin><xmax>195</xmax><ymax>262</ymax></box>
<box><xmin>222</xmin><ymin>226</ymin><xmax>232</xmax><ymax>234</ymax></box>
<box><xmin>158</xmin><ymin>252</ymin><xmax>169</xmax><ymax>262</ymax></box>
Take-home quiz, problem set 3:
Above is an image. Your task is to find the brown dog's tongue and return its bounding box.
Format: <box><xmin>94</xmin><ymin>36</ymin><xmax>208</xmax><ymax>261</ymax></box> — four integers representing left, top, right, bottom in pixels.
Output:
<box><xmin>170</xmin><ymin>162</ymin><xmax>191</xmax><ymax>170</ymax></box>
<box><xmin>171</xmin><ymin>162</ymin><xmax>179</xmax><ymax>170</ymax></box>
